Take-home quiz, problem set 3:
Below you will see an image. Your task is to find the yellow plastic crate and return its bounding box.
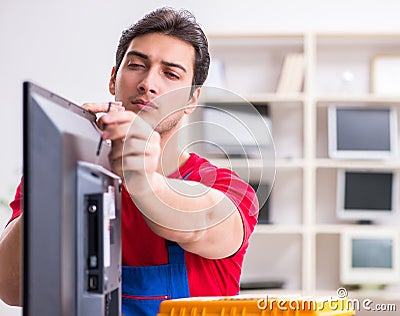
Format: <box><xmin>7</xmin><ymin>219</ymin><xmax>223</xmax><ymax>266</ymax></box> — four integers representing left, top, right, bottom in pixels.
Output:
<box><xmin>157</xmin><ymin>294</ymin><xmax>355</xmax><ymax>316</ymax></box>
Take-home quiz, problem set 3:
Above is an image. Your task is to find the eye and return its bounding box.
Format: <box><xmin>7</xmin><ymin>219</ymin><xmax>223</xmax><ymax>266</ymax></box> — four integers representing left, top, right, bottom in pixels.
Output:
<box><xmin>127</xmin><ymin>62</ymin><xmax>145</xmax><ymax>69</ymax></box>
<box><xmin>164</xmin><ymin>71</ymin><xmax>180</xmax><ymax>80</ymax></box>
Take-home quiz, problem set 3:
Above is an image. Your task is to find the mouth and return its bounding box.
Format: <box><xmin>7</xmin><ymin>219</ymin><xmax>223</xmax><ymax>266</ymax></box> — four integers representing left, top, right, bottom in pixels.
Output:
<box><xmin>131</xmin><ymin>98</ymin><xmax>158</xmax><ymax>112</ymax></box>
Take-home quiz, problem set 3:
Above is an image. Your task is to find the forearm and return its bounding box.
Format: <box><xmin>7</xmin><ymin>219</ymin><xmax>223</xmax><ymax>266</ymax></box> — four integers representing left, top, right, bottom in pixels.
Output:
<box><xmin>0</xmin><ymin>215</ymin><xmax>22</xmax><ymax>306</ymax></box>
<box><xmin>127</xmin><ymin>173</ymin><xmax>243</xmax><ymax>257</ymax></box>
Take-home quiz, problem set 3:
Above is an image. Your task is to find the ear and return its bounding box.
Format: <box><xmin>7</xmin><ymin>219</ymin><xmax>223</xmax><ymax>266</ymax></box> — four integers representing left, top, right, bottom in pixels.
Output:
<box><xmin>184</xmin><ymin>87</ymin><xmax>201</xmax><ymax>115</ymax></box>
<box><xmin>109</xmin><ymin>66</ymin><xmax>116</xmax><ymax>96</ymax></box>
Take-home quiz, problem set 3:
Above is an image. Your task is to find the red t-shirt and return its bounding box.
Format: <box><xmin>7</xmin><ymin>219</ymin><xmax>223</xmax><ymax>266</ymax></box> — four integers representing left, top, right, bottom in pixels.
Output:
<box><xmin>8</xmin><ymin>153</ymin><xmax>258</xmax><ymax>297</ymax></box>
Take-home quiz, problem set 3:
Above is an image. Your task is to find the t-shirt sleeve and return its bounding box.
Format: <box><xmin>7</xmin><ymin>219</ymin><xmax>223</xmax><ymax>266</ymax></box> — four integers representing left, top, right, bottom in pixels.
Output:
<box><xmin>194</xmin><ymin>162</ymin><xmax>259</xmax><ymax>247</ymax></box>
<box><xmin>213</xmin><ymin>168</ymin><xmax>258</xmax><ymax>243</ymax></box>
<box><xmin>7</xmin><ymin>178</ymin><xmax>23</xmax><ymax>225</ymax></box>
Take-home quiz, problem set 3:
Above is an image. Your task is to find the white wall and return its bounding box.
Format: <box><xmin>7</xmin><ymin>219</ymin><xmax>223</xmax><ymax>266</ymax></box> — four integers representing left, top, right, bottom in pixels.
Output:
<box><xmin>1</xmin><ymin>0</ymin><xmax>400</xmax><ymax>314</ymax></box>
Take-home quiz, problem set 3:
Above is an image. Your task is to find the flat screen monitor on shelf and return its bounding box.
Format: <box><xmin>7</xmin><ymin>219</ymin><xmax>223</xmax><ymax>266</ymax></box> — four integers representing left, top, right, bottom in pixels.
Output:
<box><xmin>328</xmin><ymin>106</ymin><xmax>398</xmax><ymax>159</ymax></box>
<box><xmin>200</xmin><ymin>102</ymin><xmax>272</xmax><ymax>159</ymax></box>
<box><xmin>340</xmin><ymin>229</ymin><xmax>400</xmax><ymax>287</ymax></box>
<box><xmin>249</xmin><ymin>182</ymin><xmax>271</xmax><ymax>224</ymax></box>
<box><xmin>336</xmin><ymin>169</ymin><xmax>397</xmax><ymax>223</ymax></box>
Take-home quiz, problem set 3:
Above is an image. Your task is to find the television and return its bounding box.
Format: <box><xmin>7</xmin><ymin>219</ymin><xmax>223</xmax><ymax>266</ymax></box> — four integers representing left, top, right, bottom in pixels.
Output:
<box><xmin>328</xmin><ymin>106</ymin><xmax>398</xmax><ymax>159</ymax></box>
<box><xmin>336</xmin><ymin>169</ymin><xmax>397</xmax><ymax>223</ymax></box>
<box><xmin>198</xmin><ymin>102</ymin><xmax>273</xmax><ymax>159</ymax></box>
<box><xmin>249</xmin><ymin>182</ymin><xmax>271</xmax><ymax>224</ymax></box>
<box><xmin>23</xmin><ymin>82</ymin><xmax>121</xmax><ymax>315</ymax></box>
<box><xmin>340</xmin><ymin>230</ymin><xmax>400</xmax><ymax>286</ymax></box>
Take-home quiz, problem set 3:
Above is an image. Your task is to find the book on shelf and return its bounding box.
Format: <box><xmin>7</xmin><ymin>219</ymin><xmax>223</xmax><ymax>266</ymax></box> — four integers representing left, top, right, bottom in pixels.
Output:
<box><xmin>276</xmin><ymin>53</ymin><xmax>305</xmax><ymax>94</ymax></box>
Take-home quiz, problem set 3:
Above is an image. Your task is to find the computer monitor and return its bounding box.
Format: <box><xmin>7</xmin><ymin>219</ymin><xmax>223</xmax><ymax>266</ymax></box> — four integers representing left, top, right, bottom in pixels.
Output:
<box><xmin>340</xmin><ymin>230</ymin><xmax>400</xmax><ymax>286</ymax></box>
<box><xmin>200</xmin><ymin>103</ymin><xmax>272</xmax><ymax>159</ymax></box>
<box><xmin>23</xmin><ymin>81</ymin><xmax>121</xmax><ymax>315</ymax></box>
<box><xmin>249</xmin><ymin>182</ymin><xmax>271</xmax><ymax>224</ymax></box>
<box><xmin>328</xmin><ymin>106</ymin><xmax>398</xmax><ymax>159</ymax></box>
<box><xmin>336</xmin><ymin>169</ymin><xmax>397</xmax><ymax>223</ymax></box>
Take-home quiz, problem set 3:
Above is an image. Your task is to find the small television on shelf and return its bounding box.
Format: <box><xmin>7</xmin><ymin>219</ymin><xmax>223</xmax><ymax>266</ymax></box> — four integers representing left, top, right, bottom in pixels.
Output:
<box><xmin>336</xmin><ymin>169</ymin><xmax>397</xmax><ymax>223</ymax></box>
<box><xmin>249</xmin><ymin>182</ymin><xmax>271</xmax><ymax>224</ymax></box>
<box><xmin>340</xmin><ymin>229</ymin><xmax>400</xmax><ymax>286</ymax></box>
<box><xmin>328</xmin><ymin>106</ymin><xmax>398</xmax><ymax>159</ymax></box>
<box><xmin>199</xmin><ymin>102</ymin><xmax>272</xmax><ymax>159</ymax></box>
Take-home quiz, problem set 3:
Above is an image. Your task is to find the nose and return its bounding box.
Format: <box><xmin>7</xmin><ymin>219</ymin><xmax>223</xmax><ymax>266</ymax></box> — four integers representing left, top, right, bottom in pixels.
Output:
<box><xmin>137</xmin><ymin>68</ymin><xmax>158</xmax><ymax>95</ymax></box>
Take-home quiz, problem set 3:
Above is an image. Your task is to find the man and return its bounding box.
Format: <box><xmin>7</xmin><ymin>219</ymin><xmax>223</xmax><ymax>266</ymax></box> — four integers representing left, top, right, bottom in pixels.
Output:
<box><xmin>0</xmin><ymin>7</ymin><xmax>258</xmax><ymax>316</ymax></box>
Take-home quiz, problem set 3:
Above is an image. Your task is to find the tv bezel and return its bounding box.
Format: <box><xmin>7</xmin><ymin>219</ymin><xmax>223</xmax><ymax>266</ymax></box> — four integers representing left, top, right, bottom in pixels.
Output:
<box><xmin>328</xmin><ymin>106</ymin><xmax>398</xmax><ymax>160</ymax></box>
<box><xmin>340</xmin><ymin>229</ymin><xmax>400</xmax><ymax>285</ymax></box>
<box><xmin>336</xmin><ymin>169</ymin><xmax>398</xmax><ymax>222</ymax></box>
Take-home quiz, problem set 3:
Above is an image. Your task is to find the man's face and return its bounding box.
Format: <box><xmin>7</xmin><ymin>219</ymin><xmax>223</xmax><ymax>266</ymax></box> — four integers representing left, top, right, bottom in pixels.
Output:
<box><xmin>109</xmin><ymin>33</ymin><xmax>198</xmax><ymax>134</ymax></box>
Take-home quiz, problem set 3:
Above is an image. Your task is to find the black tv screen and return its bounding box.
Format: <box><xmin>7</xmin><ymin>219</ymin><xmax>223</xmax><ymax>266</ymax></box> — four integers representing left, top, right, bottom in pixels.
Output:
<box><xmin>328</xmin><ymin>107</ymin><xmax>397</xmax><ymax>159</ymax></box>
<box><xmin>344</xmin><ymin>171</ymin><xmax>393</xmax><ymax>211</ymax></box>
<box><xmin>352</xmin><ymin>238</ymin><xmax>393</xmax><ymax>269</ymax></box>
<box><xmin>337</xmin><ymin>169</ymin><xmax>396</xmax><ymax>222</ymax></box>
<box><xmin>249</xmin><ymin>182</ymin><xmax>270</xmax><ymax>224</ymax></box>
<box><xmin>337</xmin><ymin>108</ymin><xmax>391</xmax><ymax>151</ymax></box>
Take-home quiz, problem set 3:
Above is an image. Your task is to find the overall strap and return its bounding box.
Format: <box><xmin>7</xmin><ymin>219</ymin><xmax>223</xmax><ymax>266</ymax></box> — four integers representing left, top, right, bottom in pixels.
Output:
<box><xmin>164</xmin><ymin>171</ymin><xmax>192</xmax><ymax>264</ymax></box>
<box><xmin>166</xmin><ymin>240</ymin><xmax>185</xmax><ymax>264</ymax></box>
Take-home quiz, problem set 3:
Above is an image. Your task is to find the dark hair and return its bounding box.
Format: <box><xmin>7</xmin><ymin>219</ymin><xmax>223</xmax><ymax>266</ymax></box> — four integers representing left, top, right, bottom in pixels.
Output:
<box><xmin>115</xmin><ymin>7</ymin><xmax>210</xmax><ymax>87</ymax></box>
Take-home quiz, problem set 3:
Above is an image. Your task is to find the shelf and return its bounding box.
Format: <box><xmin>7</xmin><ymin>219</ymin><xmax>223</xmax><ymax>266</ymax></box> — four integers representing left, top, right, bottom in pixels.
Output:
<box><xmin>315</xmin><ymin>34</ymin><xmax>400</xmax><ymax>95</ymax></box>
<box><xmin>314</xmin><ymin>224</ymin><xmax>400</xmax><ymax>234</ymax></box>
<box><xmin>206</xmin><ymin>34</ymin><xmax>306</xmax><ymax>95</ymax></box>
<box><xmin>346</xmin><ymin>289</ymin><xmax>400</xmax><ymax>301</ymax></box>
<box><xmin>209</xmin><ymin>158</ymin><xmax>304</xmax><ymax>169</ymax></box>
<box><xmin>275</xmin><ymin>159</ymin><xmax>304</xmax><ymax>168</ymax></box>
<box><xmin>205</xmin><ymin>32</ymin><xmax>400</xmax><ymax>298</ymax></box>
<box><xmin>315</xmin><ymin>32</ymin><xmax>400</xmax><ymax>44</ymax></box>
<box><xmin>202</xmin><ymin>93</ymin><xmax>304</xmax><ymax>104</ymax></box>
<box><xmin>307</xmin><ymin>289</ymin><xmax>400</xmax><ymax>301</ymax></box>
<box><xmin>315</xmin><ymin>159</ymin><xmax>400</xmax><ymax>169</ymax></box>
<box><xmin>243</xmin><ymin>233</ymin><xmax>303</xmax><ymax>290</ymax></box>
<box><xmin>239</xmin><ymin>288</ymin><xmax>302</xmax><ymax>295</ymax></box>
<box><xmin>208</xmin><ymin>33</ymin><xmax>305</xmax><ymax>46</ymax></box>
<box><xmin>220</xmin><ymin>158</ymin><xmax>400</xmax><ymax>170</ymax></box>
<box><xmin>254</xmin><ymin>224</ymin><xmax>303</xmax><ymax>234</ymax></box>
<box><xmin>209</xmin><ymin>158</ymin><xmax>263</xmax><ymax>169</ymax></box>
<box><xmin>316</xmin><ymin>94</ymin><xmax>400</xmax><ymax>105</ymax></box>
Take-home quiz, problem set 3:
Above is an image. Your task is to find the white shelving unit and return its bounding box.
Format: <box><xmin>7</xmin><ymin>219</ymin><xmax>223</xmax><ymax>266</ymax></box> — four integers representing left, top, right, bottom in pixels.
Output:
<box><xmin>199</xmin><ymin>33</ymin><xmax>400</xmax><ymax>303</ymax></box>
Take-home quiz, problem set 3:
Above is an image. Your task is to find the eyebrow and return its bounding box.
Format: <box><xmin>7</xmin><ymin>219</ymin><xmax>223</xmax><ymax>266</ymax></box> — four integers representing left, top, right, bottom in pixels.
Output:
<box><xmin>126</xmin><ymin>50</ymin><xmax>187</xmax><ymax>73</ymax></box>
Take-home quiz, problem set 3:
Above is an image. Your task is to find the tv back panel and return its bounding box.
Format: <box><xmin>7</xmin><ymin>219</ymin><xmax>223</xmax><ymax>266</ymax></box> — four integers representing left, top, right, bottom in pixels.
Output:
<box><xmin>23</xmin><ymin>82</ymin><xmax>121</xmax><ymax>316</ymax></box>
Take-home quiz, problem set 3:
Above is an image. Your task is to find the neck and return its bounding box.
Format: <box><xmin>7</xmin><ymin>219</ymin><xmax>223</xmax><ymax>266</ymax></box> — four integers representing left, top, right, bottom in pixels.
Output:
<box><xmin>158</xmin><ymin>120</ymin><xmax>190</xmax><ymax>176</ymax></box>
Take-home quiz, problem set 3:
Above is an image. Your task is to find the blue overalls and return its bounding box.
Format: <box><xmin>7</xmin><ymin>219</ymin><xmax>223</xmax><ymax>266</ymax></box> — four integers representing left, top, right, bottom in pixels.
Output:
<box><xmin>121</xmin><ymin>242</ymin><xmax>190</xmax><ymax>316</ymax></box>
<box><xmin>121</xmin><ymin>172</ymin><xmax>192</xmax><ymax>316</ymax></box>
